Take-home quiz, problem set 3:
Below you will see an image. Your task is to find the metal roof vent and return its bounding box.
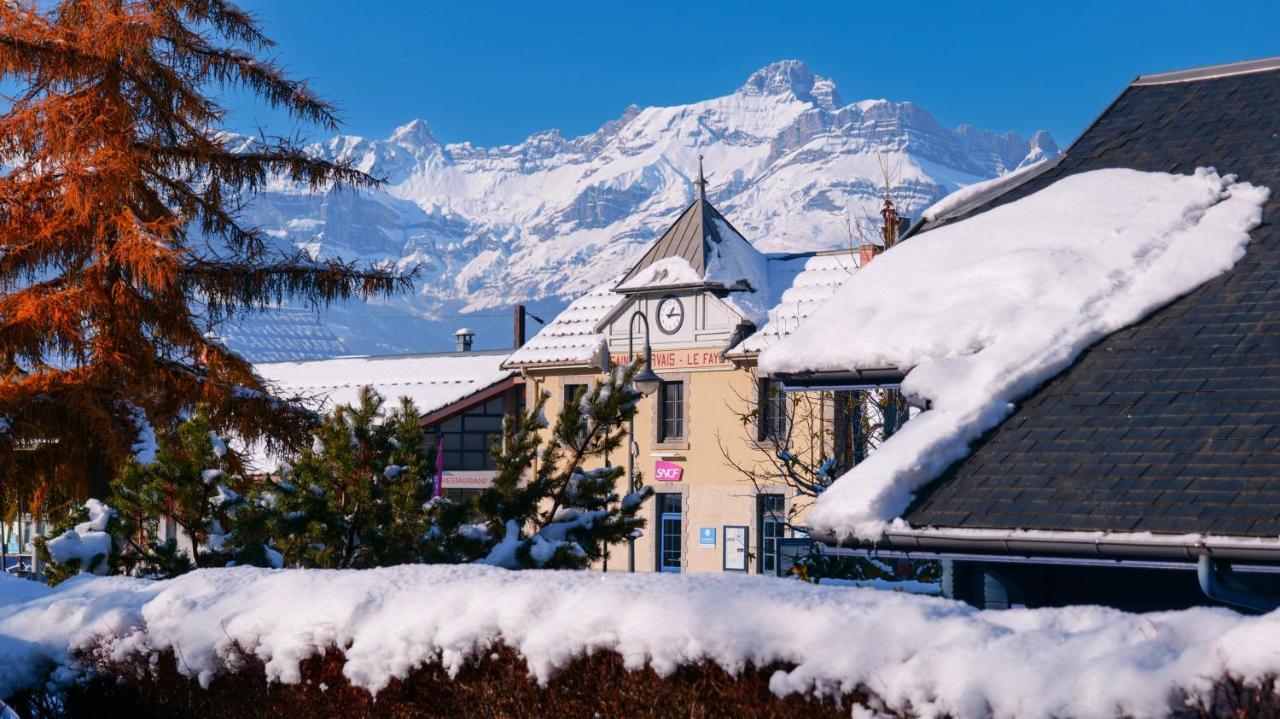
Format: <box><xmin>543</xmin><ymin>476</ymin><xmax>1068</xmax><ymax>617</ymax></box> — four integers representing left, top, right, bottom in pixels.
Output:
<box><xmin>454</xmin><ymin>327</ymin><xmax>474</xmax><ymax>352</ymax></box>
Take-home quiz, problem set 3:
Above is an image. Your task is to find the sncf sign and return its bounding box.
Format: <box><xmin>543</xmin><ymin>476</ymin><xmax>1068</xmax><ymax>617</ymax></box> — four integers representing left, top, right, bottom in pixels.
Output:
<box><xmin>655</xmin><ymin>460</ymin><xmax>683</xmax><ymax>482</ymax></box>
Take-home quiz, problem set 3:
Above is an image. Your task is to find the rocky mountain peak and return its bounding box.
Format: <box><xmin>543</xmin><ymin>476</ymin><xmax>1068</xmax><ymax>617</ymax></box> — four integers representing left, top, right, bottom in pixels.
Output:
<box><xmin>1028</xmin><ymin>129</ymin><xmax>1060</xmax><ymax>155</ymax></box>
<box><xmin>739</xmin><ymin>59</ymin><xmax>817</xmax><ymax>101</ymax></box>
<box><xmin>228</xmin><ymin>60</ymin><xmax>1060</xmax><ymax>358</ymax></box>
<box><xmin>388</xmin><ymin>118</ymin><xmax>438</xmax><ymax>148</ymax></box>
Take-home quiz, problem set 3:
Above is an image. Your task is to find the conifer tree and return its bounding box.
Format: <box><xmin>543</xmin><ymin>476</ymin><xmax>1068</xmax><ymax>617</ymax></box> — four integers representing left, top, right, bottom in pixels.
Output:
<box><xmin>35</xmin><ymin>411</ymin><xmax>270</xmax><ymax>582</ymax></box>
<box><xmin>36</xmin><ymin>369</ymin><xmax>655</xmax><ymax>575</ymax></box>
<box><xmin>108</xmin><ymin>410</ymin><xmax>261</xmax><ymax>576</ymax></box>
<box><xmin>0</xmin><ymin>0</ymin><xmax>413</xmax><ymax>497</ymax></box>
<box><xmin>474</xmin><ymin>363</ymin><xmax>652</xmax><ymax>569</ymax></box>
<box><xmin>234</xmin><ymin>366</ymin><xmax>654</xmax><ymax>571</ymax></box>
<box><xmin>232</xmin><ymin>387</ymin><xmax>438</xmax><ymax>569</ymax></box>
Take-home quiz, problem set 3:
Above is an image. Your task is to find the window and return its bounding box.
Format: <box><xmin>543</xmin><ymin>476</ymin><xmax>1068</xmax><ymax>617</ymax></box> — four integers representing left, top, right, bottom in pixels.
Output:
<box><xmin>656</xmin><ymin>493</ymin><xmax>683</xmax><ymax>573</ymax></box>
<box><xmin>434</xmin><ymin>396</ymin><xmax>507</xmax><ymax>471</ymax></box>
<box><xmin>757</xmin><ymin>379</ymin><xmax>788</xmax><ymax>442</ymax></box>
<box><xmin>882</xmin><ymin>387</ymin><xmax>908</xmax><ymax>438</ymax></box>
<box><xmin>658</xmin><ymin>380</ymin><xmax>685</xmax><ymax>442</ymax></box>
<box><xmin>757</xmin><ymin>494</ymin><xmax>785</xmax><ymax>576</ymax></box>
<box><xmin>833</xmin><ymin>388</ymin><xmax>911</xmax><ymax>473</ymax></box>
<box><xmin>833</xmin><ymin>390</ymin><xmax>867</xmax><ymax>473</ymax></box>
<box><xmin>563</xmin><ymin>383</ymin><xmax>585</xmax><ymax>406</ymax></box>
<box><xmin>563</xmin><ymin>383</ymin><xmax>589</xmax><ymax>441</ymax></box>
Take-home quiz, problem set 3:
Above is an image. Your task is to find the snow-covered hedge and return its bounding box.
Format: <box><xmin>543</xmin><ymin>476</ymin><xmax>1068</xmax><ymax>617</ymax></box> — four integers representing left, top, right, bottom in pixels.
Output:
<box><xmin>4</xmin><ymin>567</ymin><xmax>1280</xmax><ymax>718</ymax></box>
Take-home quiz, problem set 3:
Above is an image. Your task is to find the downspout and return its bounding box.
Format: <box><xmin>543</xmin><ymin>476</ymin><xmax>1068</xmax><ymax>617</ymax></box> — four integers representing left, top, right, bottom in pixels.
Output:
<box><xmin>1197</xmin><ymin>553</ymin><xmax>1280</xmax><ymax>613</ymax></box>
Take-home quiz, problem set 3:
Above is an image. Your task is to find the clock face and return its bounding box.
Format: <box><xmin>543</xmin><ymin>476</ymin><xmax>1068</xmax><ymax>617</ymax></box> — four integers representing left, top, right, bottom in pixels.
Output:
<box><xmin>656</xmin><ymin>296</ymin><xmax>685</xmax><ymax>335</ymax></box>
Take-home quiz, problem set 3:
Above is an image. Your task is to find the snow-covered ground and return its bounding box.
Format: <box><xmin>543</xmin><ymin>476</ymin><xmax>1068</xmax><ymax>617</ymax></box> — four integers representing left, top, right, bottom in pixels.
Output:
<box><xmin>1</xmin><ymin>566</ymin><xmax>1278</xmax><ymax>718</ymax></box>
<box><xmin>761</xmin><ymin>168</ymin><xmax>1270</xmax><ymax>540</ymax></box>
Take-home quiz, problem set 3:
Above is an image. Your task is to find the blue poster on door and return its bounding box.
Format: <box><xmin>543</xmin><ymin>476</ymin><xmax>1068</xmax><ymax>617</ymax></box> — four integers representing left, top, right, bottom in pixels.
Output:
<box><xmin>698</xmin><ymin>527</ymin><xmax>716</xmax><ymax>547</ymax></box>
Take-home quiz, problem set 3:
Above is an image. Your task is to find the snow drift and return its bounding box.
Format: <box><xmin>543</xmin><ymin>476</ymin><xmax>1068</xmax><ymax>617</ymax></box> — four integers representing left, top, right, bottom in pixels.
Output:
<box><xmin>3</xmin><ymin>566</ymin><xmax>1280</xmax><ymax>718</ymax></box>
<box><xmin>759</xmin><ymin>168</ymin><xmax>1270</xmax><ymax>539</ymax></box>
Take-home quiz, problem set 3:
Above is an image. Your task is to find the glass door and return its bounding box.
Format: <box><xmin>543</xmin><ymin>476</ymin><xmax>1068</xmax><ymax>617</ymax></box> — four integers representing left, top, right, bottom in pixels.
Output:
<box><xmin>656</xmin><ymin>493</ymin><xmax>683</xmax><ymax>573</ymax></box>
<box><xmin>757</xmin><ymin>494</ymin><xmax>785</xmax><ymax>576</ymax></box>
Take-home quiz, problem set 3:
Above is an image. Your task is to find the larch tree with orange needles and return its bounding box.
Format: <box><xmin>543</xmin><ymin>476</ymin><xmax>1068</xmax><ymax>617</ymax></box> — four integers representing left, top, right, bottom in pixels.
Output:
<box><xmin>0</xmin><ymin>0</ymin><xmax>415</xmax><ymax>499</ymax></box>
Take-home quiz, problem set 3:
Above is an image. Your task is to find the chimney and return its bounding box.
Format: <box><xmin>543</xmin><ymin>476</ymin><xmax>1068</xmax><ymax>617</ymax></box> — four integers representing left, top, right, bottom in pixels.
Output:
<box><xmin>880</xmin><ymin>197</ymin><xmax>900</xmax><ymax>250</ymax></box>
<box><xmin>858</xmin><ymin>243</ymin><xmax>879</xmax><ymax>268</ymax></box>
<box><xmin>858</xmin><ymin>197</ymin><xmax>906</xmax><ymax>268</ymax></box>
<box><xmin>454</xmin><ymin>328</ymin><xmax>474</xmax><ymax>352</ymax></box>
<box><xmin>514</xmin><ymin>304</ymin><xmax>526</xmax><ymax>349</ymax></box>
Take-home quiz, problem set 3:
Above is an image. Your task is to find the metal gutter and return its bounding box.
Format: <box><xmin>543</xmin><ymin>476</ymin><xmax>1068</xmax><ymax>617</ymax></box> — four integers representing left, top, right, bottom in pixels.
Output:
<box><xmin>822</xmin><ymin>543</ymin><xmax>1280</xmax><ymax>575</ymax></box>
<box><xmin>1197</xmin><ymin>555</ymin><xmax>1280</xmax><ymax>611</ymax></box>
<box><xmin>258</xmin><ymin>347</ymin><xmax>512</xmax><ymax>368</ymax></box>
<box><xmin>822</xmin><ymin>526</ymin><xmax>1280</xmax><ymax>565</ymax></box>
<box><xmin>500</xmin><ymin>359</ymin><xmax>601</xmax><ymax>372</ymax></box>
<box><xmin>772</xmin><ymin>368</ymin><xmax>907</xmax><ymax>390</ymax></box>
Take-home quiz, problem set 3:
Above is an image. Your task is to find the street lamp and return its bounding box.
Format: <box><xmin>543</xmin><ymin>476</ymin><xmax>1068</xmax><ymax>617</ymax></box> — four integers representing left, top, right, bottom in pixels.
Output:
<box><xmin>627</xmin><ymin>310</ymin><xmax>661</xmax><ymax>572</ymax></box>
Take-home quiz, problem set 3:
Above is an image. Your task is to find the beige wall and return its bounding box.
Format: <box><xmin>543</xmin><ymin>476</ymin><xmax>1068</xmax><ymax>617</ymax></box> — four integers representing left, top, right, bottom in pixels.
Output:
<box><xmin>523</xmin><ymin>360</ymin><xmax>818</xmax><ymax>575</ymax></box>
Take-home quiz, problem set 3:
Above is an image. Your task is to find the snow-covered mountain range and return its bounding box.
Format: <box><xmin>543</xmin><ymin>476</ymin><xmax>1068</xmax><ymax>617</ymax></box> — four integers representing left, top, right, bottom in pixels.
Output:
<box><xmin>230</xmin><ymin>60</ymin><xmax>1058</xmax><ymax>358</ymax></box>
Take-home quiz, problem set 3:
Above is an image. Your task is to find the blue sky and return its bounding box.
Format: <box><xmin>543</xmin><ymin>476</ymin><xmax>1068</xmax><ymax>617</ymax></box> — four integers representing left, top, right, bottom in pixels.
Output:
<box><xmin>230</xmin><ymin>0</ymin><xmax>1278</xmax><ymax>150</ymax></box>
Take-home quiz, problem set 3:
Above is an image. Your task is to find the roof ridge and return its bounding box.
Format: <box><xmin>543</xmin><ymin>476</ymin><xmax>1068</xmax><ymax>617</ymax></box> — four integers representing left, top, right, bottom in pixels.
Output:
<box><xmin>1133</xmin><ymin>54</ymin><xmax>1280</xmax><ymax>86</ymax></box>
<box><xmin>765</xmin><ymin>248</ymin><xmax>856</xmax><ymax>261</ymax></box>
<box><xmin>256</xmin><ymin>348</ymin><xmax>512</xmax><ymax>367</ymax></box>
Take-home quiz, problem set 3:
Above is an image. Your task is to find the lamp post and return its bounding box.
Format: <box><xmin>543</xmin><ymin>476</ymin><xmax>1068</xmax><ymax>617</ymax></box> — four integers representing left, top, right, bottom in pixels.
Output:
<box><xmin>627</xmin><ymin>310</ymin><xmax>662</xmax><ymax>573</ymax></box>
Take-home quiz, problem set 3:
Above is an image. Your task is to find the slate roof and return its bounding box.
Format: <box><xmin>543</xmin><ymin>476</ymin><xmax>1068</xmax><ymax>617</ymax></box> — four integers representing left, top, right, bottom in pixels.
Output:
<box><xmin>904</xmin><ymin>57</ymin><xmax>1280</xmax><ymax>538</ymax></box>
<box><xmin>614</xmin><ymin>169</ymin><xmax>766</xmax><ymax>293</ymax></box>
<box><xmin>617</xmin><ymin>199</ymin><xmax>716</xmax><ymax>285</ymax></box>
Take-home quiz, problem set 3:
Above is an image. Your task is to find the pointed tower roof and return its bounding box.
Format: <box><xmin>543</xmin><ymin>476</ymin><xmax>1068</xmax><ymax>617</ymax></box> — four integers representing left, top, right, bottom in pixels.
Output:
<box><xmin>615</xmin><ymin>158</ymin><xmax>767</xmax><ymax>294</ymax></box>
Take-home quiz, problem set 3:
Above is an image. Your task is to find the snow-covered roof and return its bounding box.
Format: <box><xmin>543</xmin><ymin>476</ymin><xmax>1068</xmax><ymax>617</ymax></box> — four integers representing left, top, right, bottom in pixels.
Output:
<box><xmin>507</xmin><ymin>173</ymin><xmax>860</xmax><ymax>370</ymax></box>
<box><xmin>216</xmin><ymin>307</ymin><xmax>347</xmax><ymax>363</ymax></box>
<box><xmin>760</xmin><ymin>168</ymin><xmax>1269</xmax><ymax>540</ymax></box>
<box><xmin>914</xmin><ymin>154</ymin><xmax>1062</xmax><ymax>228</ymax></box>
<box><xmin>256</xmin><ymin>350</ymin><xmax>515</xmax><ymax>418</ymax></box>
<box><xmin>614</xmin><ymin>256</ymin><xmax>703</xmax><ymax>291</ymax></box>
<box><xmin>726</xmin><ymin>251</ymin><xmax>857</xmax><ymax>356</ymax></box>
<box><xmin>502</xmin><ymin>281</ymin><xmax>622</xmax><ymax>368</ymax></box>
<box><xmin>505</xmin><ymin>251</ymin><xmax>859</xmax><ymax>369</ymax></box>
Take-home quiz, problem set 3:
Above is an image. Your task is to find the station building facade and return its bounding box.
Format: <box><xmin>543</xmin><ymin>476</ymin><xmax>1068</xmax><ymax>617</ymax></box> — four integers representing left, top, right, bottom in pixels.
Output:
<box><xmin>503</xmin><ymin>170</ymin><xmax>867</xmax><ymax>575</ymax></box>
